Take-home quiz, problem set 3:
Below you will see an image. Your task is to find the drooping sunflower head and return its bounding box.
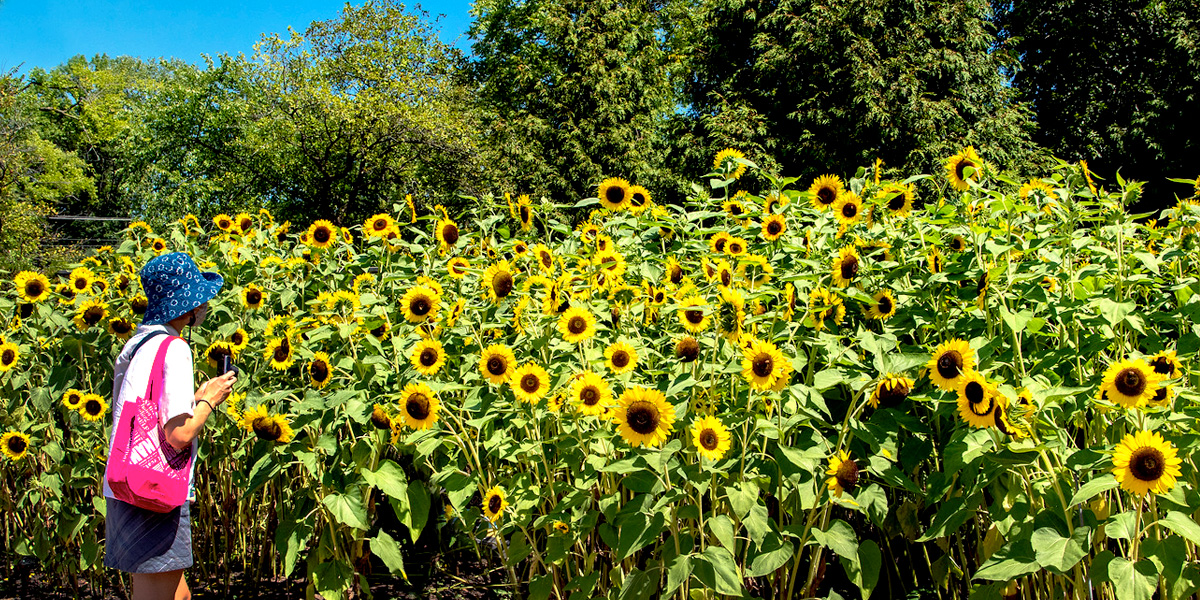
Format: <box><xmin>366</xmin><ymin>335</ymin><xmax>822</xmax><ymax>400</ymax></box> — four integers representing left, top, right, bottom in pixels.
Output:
<box><xmin>483</xmin><ymin>261</ymin><xmax>515</xmax><ymax>302</ymax></box>
<box><xmin>598</xmin><ymin>178</ymin><xmax>632</xmax><ymax>210</ymax></box>
<box><xmin>306</xmin><ymin>220</ymin><xmax>337</xmax><ymax>249</ymax></box>
<box><xmin>613</xmin><ymin>386</ymin><xmax>676</xmax><ymax>448</ymax></box>
<box><xmin>949</xmin><ymin>235</ymin><xmax>968</xmax><ymax>253</ymax></box>
<box><xmin>809</xmin><ymin>175</ymin><xmax>844</xmax><ymax>210</ymax></box>
<box><xmin>558</xmin><ymin>306</ymin><xmax>597</xmax><ymax>344</ymax></box>
<box><xmin>14</xmin><ymin>271</ymin><xmax>51</xmax><ymax>303</ymax></box>
<box><xmin>399</xmin><ymin>383</ymin><xmax>440</xmax><ymax>430</ymax></box>
<box><xmin>833</xmin><ymin>191</ymin><xmax>863</xmax><ymax>225</ymax></box>
<box><xmin>927</xmin><ymin>339</ymin><xmax>976</xmax><ymax>391</ymax></box>
<box><xmin>692</xmin><ymin>415</ymin><xmax>732</xmax><ymax>461</ymax></box>
<box><xmin>1101</xmin><ymin>359</ymin><xmax>1161</xmax><ymax>408</ymax></box>
<box><xmin>675</xmin><ymin>336</ymin><xmax>700</xmax><ymax>363</ymax></box>
<box><xmin>482</xmin><ymin>486</ymin><xmax>508</xmax><ymax>521</ymax></box>
<box><xmin>1148</xmin><ymin>350</ymin><xmax>1181</xmax><ymax>379</ymax></box>
<box><xmin>927</xmin><ymin>247</ymin><xmax>944</xmax><ymax>274</ymax></box>
<box><xmin>79</xmin><ymin>394</ymin><xmax>108</xmax><ymax>422</ymax></box>
<box><xmin>410</xmin><ymin>339</ymin><xmax>446</xmax><ymax>376</ymax></box>
<box><xmin>1112</xmin><ymin>430</ymin><xmax>1182</xmax><ymax>496</ymax></box>
<box><xmin>401</xmin><ymin>285</ymin><xmax>441</xmax><ymax>323</ymax></box>
<box><xmin>825</xmin><ymin>451</ymin><xmax>858</xmax><ymax>497</ymax></box>
<box><xmin>869</xmin><ymin>374</ymin><xmax>914</xmax><ymax>409</ymax></box>
<box><xmin>865</xmin><ymin>289</ymin><xmax>897</xmax><ymax>320</ymax></box>
<box><xmin>945</xmin><ymin>146</ymin><xmax>983</xmax><ymax>191</ymax></box>
<box><xmin>479</xmin><ymin>344</ymin><xmax>516</xmax><ymax>385</ymax></box>
<box><xmin>1</xmin><ymin>431</ymin><xmax>31</xmax><ymax>461</ymax></box>
<box><xmin>310</xmin><ymin>351</ymin><xmax>333</xmax><ymax>388</ymax></box>
<box><xmin>831</xmin><ymin>246</ymin><xmax>860</xmax><ymax>288</ymax></box>
<box><xmin>761</xmin><ymin>214</ymin><xmax>786</xmax><ymax>241</ymax></box>
<box><xmin>571</xmin><ymin>371</ymin><xmax>612</xmax><ymax>416</ymax></box>
<box><xmin>370</xmin><ymin>404</ymin><xmax>392</xmax><ymax>430</ymax></box>
<box><xmin>956</xmin><ymin>371</ymin><xmax>997</xmax><ymax>428</ymax></box>
<box><xmin>605</xmin><ymin>342</ymin><xmax>638</xmax><ymax>375</ymax></box>
<box><xmin>129</xmin><ymin>294</ymin><xmax>148</xmax><ymax>315</ymax></box>
<box><xmin>107</xmin><ymin>317</ymin><xmax>135</xmax><ymax>339</ymax></box>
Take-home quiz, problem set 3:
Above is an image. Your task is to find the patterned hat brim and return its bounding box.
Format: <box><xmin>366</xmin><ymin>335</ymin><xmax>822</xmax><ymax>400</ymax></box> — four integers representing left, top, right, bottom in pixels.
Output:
<box><xmin>141</xmin><ymin>271</ymin><xmax>225</xmax><ymax>326</ymax></box>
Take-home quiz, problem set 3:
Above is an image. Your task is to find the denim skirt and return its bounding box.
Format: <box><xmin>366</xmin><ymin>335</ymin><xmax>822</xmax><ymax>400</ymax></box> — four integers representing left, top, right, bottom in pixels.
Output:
<box><xmin>104</xmin><ymin>497</ymin><xmax>193</xmax><ymax>573</ymax></box>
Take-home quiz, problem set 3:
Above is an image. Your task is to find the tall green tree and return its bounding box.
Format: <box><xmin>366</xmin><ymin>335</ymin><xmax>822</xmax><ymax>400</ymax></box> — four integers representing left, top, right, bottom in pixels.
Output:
<box><xmin>469</xmin><ymin>0</ymin><xmax>677</xmax><ymax>204</ymax></box>
<box><xmin>996</xmin><ymin>0</ymin><xmax>1200</xmax><ymax>209</ymax></box>
<box><xmin>669</xmin><ymin>0</ymin><xmax>1039</xmax><ymax>186</ymax></box>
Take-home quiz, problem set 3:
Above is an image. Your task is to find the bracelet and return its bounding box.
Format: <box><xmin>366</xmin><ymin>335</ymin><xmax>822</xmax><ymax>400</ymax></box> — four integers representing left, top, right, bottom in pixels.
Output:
<box><xmin>197</xmin><ymin>399</ymin><xmax>216</xmax><ymax>412</ymax></box>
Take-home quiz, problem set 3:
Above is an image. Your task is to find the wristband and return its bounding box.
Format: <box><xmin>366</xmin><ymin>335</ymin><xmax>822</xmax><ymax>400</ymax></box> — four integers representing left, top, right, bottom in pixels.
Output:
<box><xmin>197</xmin><ymin>399</ymin><xmax>216</xmax><ymax>412</ymax></box>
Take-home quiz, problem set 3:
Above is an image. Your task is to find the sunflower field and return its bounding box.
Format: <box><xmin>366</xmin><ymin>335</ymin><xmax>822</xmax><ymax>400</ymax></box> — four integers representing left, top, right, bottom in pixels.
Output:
<box><xmin>3</xmin><ymin>149</ymin><xmax>1200</xmax><ymax>600</ymax></box>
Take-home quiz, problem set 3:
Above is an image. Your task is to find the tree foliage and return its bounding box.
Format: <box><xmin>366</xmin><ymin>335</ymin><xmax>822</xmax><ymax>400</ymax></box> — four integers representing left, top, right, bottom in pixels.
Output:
<box><xmin>996</xmin><ymin>0</ymin><xmax>1200</xmax><ymax>208</ymax></box>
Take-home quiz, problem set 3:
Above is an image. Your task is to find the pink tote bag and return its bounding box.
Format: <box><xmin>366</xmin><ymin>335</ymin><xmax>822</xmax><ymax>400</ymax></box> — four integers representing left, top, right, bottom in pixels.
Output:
<box><xmin>106</xmin><ymin>335</ymin><xmax>193</xmax><ymax>513</ymax></box>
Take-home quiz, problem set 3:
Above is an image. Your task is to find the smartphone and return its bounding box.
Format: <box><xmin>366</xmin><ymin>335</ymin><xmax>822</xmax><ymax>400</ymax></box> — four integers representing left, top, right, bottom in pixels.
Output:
<box><xmin>220</xmin><ymin>354</ymin><xmax>232</xmax><ymax>375</ymax></box>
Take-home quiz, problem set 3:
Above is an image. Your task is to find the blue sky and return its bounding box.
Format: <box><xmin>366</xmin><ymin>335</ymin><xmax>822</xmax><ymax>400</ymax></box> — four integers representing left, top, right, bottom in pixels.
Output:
<box><xmin>0</xmin><ymin>0</ymin><xmax>475</xmax><ymax>74</ymax></box>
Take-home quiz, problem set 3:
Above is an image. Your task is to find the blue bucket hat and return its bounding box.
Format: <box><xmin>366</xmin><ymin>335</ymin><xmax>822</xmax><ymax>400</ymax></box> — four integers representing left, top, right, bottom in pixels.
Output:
<box><xmin>139</xmin><ymin>252</ymin><xmax>224</xmax><ymax>326</ymax></box>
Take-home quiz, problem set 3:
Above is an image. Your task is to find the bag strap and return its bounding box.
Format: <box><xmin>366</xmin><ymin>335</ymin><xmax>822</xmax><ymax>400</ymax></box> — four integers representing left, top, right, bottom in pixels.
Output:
<box><xmin>142</xmin><ymin>334</ymin><xmax>183</xmax><ymax>424</ymax></box>
<box><xmin>127</xmin><ymin>330</ymin><xmax>169</xmax><ymax>363</ymax></box>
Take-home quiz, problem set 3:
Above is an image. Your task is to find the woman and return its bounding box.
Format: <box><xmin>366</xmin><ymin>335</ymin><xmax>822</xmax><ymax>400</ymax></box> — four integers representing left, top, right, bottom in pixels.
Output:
<box><xmin>104</xmin><ymin>252</ymin><xmax>237</xmax><ymax>600</ymax></box>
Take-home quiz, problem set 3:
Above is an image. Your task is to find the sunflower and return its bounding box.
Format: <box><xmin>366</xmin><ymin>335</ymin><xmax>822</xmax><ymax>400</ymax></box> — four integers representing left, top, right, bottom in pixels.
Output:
<box><xmin>265</xmin><ymin>337</ymin><xmax>295</xmax><ymax>371</ymax></box>
<box><xmin>557</xmin><ymin>307</ymin><xmax>597</xmax><ymax>344</ymax></box>
<box><xmin>479</xmin><ymin>344</ymin><xmax>516</xmax><ymax>385</ymax></box>
<box><xmin>483</xmin><ymin>260</ymin><xmax>515</xmax><ymax>302</ymax></box>
<box><xmin>737</xmin><ymin>255</ymin><xmax>773</xmax><ymax>289</ymax></box>
<box><xmin>807</xmin><ymin>287</ymin><xmax>844</xmax><ymax>331</ymax></box>
<box><xmin>927</xmin><ymin>247</ymin><xmax>944</xmax><ymax>274</ymax></box>
<box><xmin>673</xmin><ymin>297</ymin><xmax>708</xmax><ymax>333</ymax></box>
<box><xmin>598</xmin><ymin>178</ymin><xmax>632</xmax><ymax>210</ymax></box>
<box><xmin>808</xmin><ymin>175</ymin><xmax>843</xmax><ymax>210</ymax></box>
<box><xmin>605</xmin><ymin>342</ymin><xmax>638</xmax><ymax>375</ymax></box>
<box><xmin>517</xmin><ymin>202</ymin><xmax>534</xmax><ymax>231</ymax></box>
<box><xmin>708</xmin><ymin>232</ymin><xmax>732</xmax><ymax>254</ymax></box>
<box><xmin>410</xmin><ymin>339</ymin><xmax>446</xmax><ymax>376</ymax></box>
<box><xmin>446</xmin><ymin>257</ymin><xmax>470</xmax><ymax>279</ymax></box>
<box><xmin>552</xmin><ymin>521</ymin><xmax>570</xmax><ymax>535</ymax></box>
<box><xmin>399</xmin><ymin>285</ymin><xmax>439</xmax><ymax>323</ymax></box>
<box><xmin>506</xmin><ymin>363</ymin><xmax>548</xmax><ymax>403</ymax></box>
<box><xmin>398</xmin><ymin>383</ymin><xmax>440</xmax><ymax>429</ymax></box>
<box><xmin>61</xmin><ymin>389</ymin><xmax>85</xmax><ymax>411</ymax></box>
<box><xmin>1</xmin><ymin>432</ymin><xmax>30</xmax><ymax>461</ymax></box>
<box><xmin>674</xmin><ymin>336</ymin><xmax>700</xmax><ymax>363</ymax></box>
<box><xmin>628</xmin><ymin>185</ymin><xmax>651</xmax><ymax>215</ymax></box>
<box><xmin>363</xmin><ymin>213</ymin><xmax>396</xmax><ymax>239</ymax></box>
<box><xmin>571</xmin><ymin>371</ymin><xmax>612</xmax><ymax>416</ymax></box>
<box><xmin>204</xmin><ymin>341</ymin><xmax>235</xmax><ymax>371</ymax></box>
<box><xmin>612</xmin><ymin>386</ymin><xmax>675</xmax><ymax>447</ymax></box>
<box><xmin>309</xmin><ymin>352</ymin><xmax>333</xmax><ymax>388</ymax></box>
<box><xmin>868</xmin><ymin>374</ymin><xmax>914</xmax><ymax>409</ymax></box>
<box><xmin>243</xmin><ymin>406</ymin><xmax>295</xmax><ymax>443</ymax></box>
<box><xmin>107</xmin><ymin>317</ymin><xmax>135</xmax><ymax>339</ymax></box>
<box><xmin>725</xmin><ymin>237</ymin><xmax>748</xmax><ymax>257</ymax></box>
<box><xmin>831</xmin><ymin>246</ymin><xmax>860</xmax><ymax>288</ymax></box>
<box><xmin>742</xmin><ymin>339</ymin><xmax>785</xmax><ymax>391</ymax></box>
<box><xmin>482</xmin><ymin>486</ymin><xmax>508</xmax><ymax>522</ymax></box>
<box><xmin>306</xmin><ymin>220</ymin><xmax>337</xmax><ymax>249</ymax></box>
<box><xmin>715</xmin><ymin>260</ymin><xmax>734</xmax><ymax>288</ymax></box>
<box><xmin>434</xmin><ymin>218</ymin><xmax>460</xmax><ymax>250</ymax></box>
<box><xmin>1112</xmin><ymin>430</ymin><xmax>1183</xmax><ymax>496</ymax></box>
<box><xmin>1148</xmin><ymin>350</ymin><xmax>1181</xmax><ymax>379</ymax></box>
<box><xmin>927</xmin><ymin>339</ymin><xmax>976</xmax><ymax>392</ymax></box>
<box><xmin>722</xmin><ymin>199</ymin><xmax>747</xmax><ymax>220</ymax></box>
<box><xmin>691</xmin><ymin>416</ymin><xmax>731</xmax><ymax>461</ymax></box>
<box><xmin>73</xmin><ymin>299</ymin><xmax>109</xmax><ymax>331</ymax></box>
<box><xmin>760</xmin><ymin>214</ymin><xmax>786</xmax><ymax>241</ymax></box>
<box><xmin>879</xmin><ymin>183</ymin><xmax>915</xmax><ymax>216</ymax></box>
<box><xmin>865</xmin><ymin>290</ymin><xmax>897</xmax><ymax>320</ymax></box>
<box><xmin>370</xmin><ymin>404</ymin><xmax>392</xmax><ymax>430</ymax></box>
<box><xmin>949</xmin><ymin>235</ymin><xmax>968</xmax><ymax>253</ymax></box>
<box><xmin>14</xmin><ymin>271</ymin><xmax>51</xmax><ymax>303</ymax></box>
<box><xmin>831</xmin><ymin>193</ymin><xmax>862</xmax><ymax>227</ymax></box>
<box><xmin>826</xmin><ymin>451</ymin><xmax>859</xmax><ymax>497</ymax></box>
<box><xmin>129</xmin><ymin>294</ymin><xmax>148</xmax><ymax>315</ymax></box>
<box><xmin>1019</xmin><ymin>179</ymin><xmax>1056</xmax><ymax>201</ymax></box>
<box><xmin>713</xmin><ymin>148</ymin><xmax>747</xmax><ymax>179</ymax></box>
<box><xmin>68</xmin><ymin>266</ymin><xmax>96</xmax><ymax>295</ymax></box>
<box><xmin>945</xmin><ymin>146</ymin><xmax>983</xmax><ymax>191</ymax></box>
<box><xmin>214</xmin><ymin>213</ymin><xmax>234</xmax><ymax>232</ymax></box>
<box><xmin>78</xmin><ymin>394</ymin><xmax>108</xmax><ymax>422</ymax></box>
<box><xmin>1100</xmin><ymin>359</ymin><xmax>1161</xmax><ymax>408</ymax></box>
<box><xmin>956</xmin><ymin>372</ymin><xmax>998</xmax><ymax>428</ymax></box>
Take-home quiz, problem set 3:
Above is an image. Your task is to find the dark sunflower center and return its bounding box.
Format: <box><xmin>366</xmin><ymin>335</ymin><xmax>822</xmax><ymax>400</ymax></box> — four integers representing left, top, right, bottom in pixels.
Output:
<box><xmin>25</xmin><ymin>280</ymin><xmax>44</xmax><ymax>297</ymax></box>
<box><xmin>73</xmin><ymin>278</ymin><xmax>88</xmax><ymax>291</ymax></box>
<box><xmin>952</xmin><ymin>239</ymin><xmax>965</xmax><ymax>251</ymax></box>
<box><xmin>406</xmin><ymin>394</ymin><xmax>430</xmax><ymax>420</ymax></box>
<box><xmin>311</xmin><ymin>361</ymin><xmax>329</xmax><ymax>382</ymax></box>
<box><xmin>131</xmin><ymin>297</ymin><xmax>147</xmax><ymax>313</ymax></box>
<box><xmin>729</xmin><ymin>242</ymin><xmax>744</xmax><ymax>254</ymax></box>
<box><xmin>209</xmin><ymin>346</ymin><xmax>232</xmax><ymax>364</ymax></box>
<box><xmin>231</xmin><ymin>331</ymin><xmax>244</xmax><ymax>346</ymax></box>
<box><xmin>840</xmin><ymin>256</ymin><xmax>859</xmax><ymax>281</ymax></box>
<box><xmin>751</xmin><ymin>354</ymin><xmax>774</xmax><ymax>378</ymax></box>
<box><xmin>977</xmin><ymin>276</ymin><xmax>988</xmax><ymax>295</ymax></box>
<box><xmin>84</xmin><ymin>399</ymin><xmax>103</xmax><ymax>416</ymax></box>
<box><xmin>540</xmin><ymin>253</ymin><xmax>552</xmax><ymax>268</ymax></box>
<box><xmin>568</xmin><ymin>316</ymin><xmax>587</xmax><ymax>335</ymax></box>
<box><xmin>841</xmin><ymin>203</ymin><xmax>858</xmax><ymax>219</ymax></box>
<box><xmin>700</xmin><ymin>429</ymin><xmax>719</xmax><ymax>450</ymax></box>
<box><xmin>720</xmin><ymin>271</ymin><xmax>732</xmax><ymax>287</ymax></box>
<box><xmin>2</xmin><ymin>349</ymin><xmax>15</xmax><ymax>366</ymax></box>
<box><xmin>580</xmin><ymin>387</ymin><xmax>600</xmax><ymax>406</ymax></box>
<box><xmin>521</xmin><ymin>374</ymin><xmax>541</xmax><ymax>393</ymax></box>
<box><xmin>1115</xmin><ymin>368</ymin><xmax>1145</xmax><ymax>397</ymax></box>
<box><xmin>240</xmin><ymin>218</ymin><xmax>253</xmax><ymax>230</ymax></box>
<box><xmin>273</xmin><ymin>340</ymin><xmax>291</xmax><ymax>363</ymax></box>
<box><xmin>631</xmin><ymin>192</ymin><xmax>646</xmax><ymax>207</ymax></box>
<box><xmin>219</xmin><ymin>218</ymin><xmax>231</xmax><ymax>229</ymax></box>
<box><xmin>605</xmin><ymin>186</ymin><xmax>625</xmax><ymax>205</ymax></box>
<box><xmin>1130</xmin><ymin>447</ymin><xmax>1166</xmax><ymax>481</ymax></box>
<box><xmin>1149</xmin><ymin>357</ymin><xmax>1173</xmax><ymax>375</ymax></box>
<box><xmin>611</xmin><ymin>351</ymin><xmax>630</xmax><ymax>369</ymax></box>
<box><xmin>252</xmin><ymin>418</ymin><xmax>282</xmax><ymax>441</ymax></box>
<box><xmin>112</xmin><ymin>320</ymin><xmax>132</xmax><ymax>334</ymax></box>
<box><xmin>878</xmin><ymin>382</ymin><xmax>909</xmax><ymax>407</ymax></box>
<box><xmin>371</xmin><ymin>325</ymin><xmax>387</xmax><ymax>338</ymax></box>
<box><xmin>83</xmin><ymin>307</ymin><xmax>105</xmax><ymax>325</ymax></box>
<box><xmin>420</xmin><ymin>348</ymin><xmax>439</xmax><ymax>367</ymax></box>
<box><xmin>937</xmin><ymin>350</ymin><xmax>963</xmax><ymax>380</ymax></box>
<box><xmin>7</xmin><ymin>436</ymin><xmax>26</xmax><ymax>454</ymax></box>
<box><xmin>370</xmin><ymin>406</ymin><xmax>391</xmax><ymax>429</ymax></box>
<box><xmin>970</xmin><ymin>396</ymin><xmax>994</xmax><ymax>417</ymax></box>
<box><xmin>835</xmin><ymin>459</ymin><xmax>859</xmax><ymax>491</ymax></box>
<box><xmin>877</xmin><ymin>296</ymin><xmax>893</xmax><ymax>314</ymax></box>
<box><xmin>685</xmin><ymin>309</ymin><xmax>704</xmax><ymax>324</ymax></box>
<box><xmin>670</xmin><ymin>266</ymin><xmax>683</xmax><ymax>285</ymax></box>
<box><xmin>964</xmin><ymin>381</ymin><xmax>985</xmax><ymax>404</ymax></box>
<box><xmin>493</xmin><ymin>272</ymin><xmax>513</xmax><ymax>298</ymax></box>
<box><xmin>676</xmin><ymin>338</ymin><xmax>699</xmax><ymax>362</ymax></box>
<box><xmin>314</xmin><ymin>227</ymin><xmax>331</xmax><ymax>243</ymax></box>
<box><xmin>487</xmin><ymin>357</ymin><xmax>507</xmax><ymax>376</ymax></box>
<box><xmin>626</xmin><ymin>402</ymin><xmax>659</xmax><ymax>434</ymax></box>
<box><xmin>767</xmin><ymin>221</ymin><xmax>783</xmax><ymax>235</ymax></box>
<box><xmin>888</xmin><ymin>194</ymin><xmax>905</xmax><ymax>211</ymax></box>
<box><xmin>66</xmin><ymin>393</ymin><xmax>82</xmax><ymax>407</ymax></box>
<box><xmin>730</xmin><ymin>204</ymin><xmax>743</xmax><ymax>216</ymax></box>
<box><xmin>1152</xmin><ymin>387</ymin><xmax>1168</xmax><ymax>403</ymax></box>
<box><xmin>372</xmin><ymin>218</ymin><xmax>388</xmax><ymax>231</ymax></box>
<box><xmin>519</xmin><ymin>206</ymin><xmax>530</xmax><ymax>222</ymax></box>
<box><xmin>714</xmin><ymin>239</ymin><xmax>728</xmax><ymax>252</ymax></box>
<box><xmin>488</xmin><ymin>494</ymin><xmax>503</xmax><ymax>514</ymax></box>
<box><xmin>410</xmin><ymin>297</ymin><xmax>431</xmax><ymax>316</ymax></box>
<box><xmin>817</xmin><ymin>187</ymin><xmax>836</xmax><ymax>205</ymax></box>
<box><xmin>956</xmin><ymin>159</ymin><xmax>977</xmax><ymax>181</ymax></box>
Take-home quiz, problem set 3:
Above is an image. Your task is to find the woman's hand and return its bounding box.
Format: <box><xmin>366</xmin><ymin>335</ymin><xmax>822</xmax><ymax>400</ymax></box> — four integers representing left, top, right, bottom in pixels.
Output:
<box><xmin>197</xmin><ymin>371</ymin><xmax>237</xmax><ymax>407</ymax></box>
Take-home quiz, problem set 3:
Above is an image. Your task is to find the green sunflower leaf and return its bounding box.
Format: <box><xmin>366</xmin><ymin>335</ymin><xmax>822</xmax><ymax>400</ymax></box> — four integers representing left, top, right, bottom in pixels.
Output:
<box><xmin>1031</xmin><ymin>526</ymin><xmax>1090</xmax><ymax>573</ymax></box>
<box><xmin>1109</xmin><ymin>557</ymin><xmax>1158</xmax><ymax>600</ymax></box>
